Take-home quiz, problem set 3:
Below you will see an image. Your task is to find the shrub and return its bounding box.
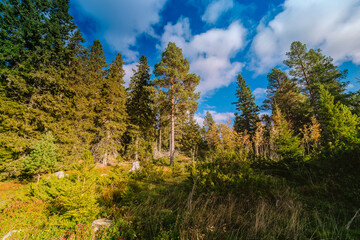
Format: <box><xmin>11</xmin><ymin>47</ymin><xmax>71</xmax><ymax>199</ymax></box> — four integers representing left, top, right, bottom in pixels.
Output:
<box><xmin>23</xmin><ymin>132</ymin><xmax>58</xmax><ymax>183</ymax></box>
<box><xmin>29</xmin><ymin>160</ymin><xmax>100</xmax><ymax>223</ymax></box>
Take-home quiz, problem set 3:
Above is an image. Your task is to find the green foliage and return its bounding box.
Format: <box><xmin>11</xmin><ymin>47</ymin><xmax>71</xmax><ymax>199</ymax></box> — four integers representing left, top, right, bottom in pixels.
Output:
<box><xmin>0</xmin><ymin>0</ymin><xmax>78</xmax><ymax>69</ymax></box>
<box><xmin>190</xmin><ymin>151</ymin><xmax>268</xmax><ymax>195</ymax></box>
<box><xmin>93</xmin><ymin>52</ymin><xmax>128</xmax><ymax>164</ymax></box>
<box><xmin>284</xmin><ymin>41</ymin><xmax>349</xmax><ymax>110</ymax></box>
<box><xmin>318</xmin><ymin>86</ymin><xmax>360</xmax><ymax>152</ymax></box>
<box><xmin>262</xmin><ymin>68</ymin><xmax>311</xmax><ymax>131</ymax></box>
<box><xmin>23</xmin><ymin>132</ymin><xmax>58</xmax><ymax>179</ymax></box>
<box><xmin>272</xmin><ymin>107</ymin><xmax>303</xmax><ymax>162</ymax></box>
<box><xmin>233</xmin><ymin>74</ymin><xmax>260</xmax><ymax>135</ymax></box>
<box><xmin>30</xmin><ymin>161</ymin><xmax>100</xmax><ymax>223</ymax></box>
<box><xmin>154</xmin><ymin>42</ymin><xmax>200</xmax><ymax>165</ymax></box>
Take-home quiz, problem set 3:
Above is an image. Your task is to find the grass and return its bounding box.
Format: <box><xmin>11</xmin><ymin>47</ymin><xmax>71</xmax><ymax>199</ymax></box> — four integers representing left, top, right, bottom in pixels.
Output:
<box><xmin>1</xmin><ymin>155</ymin><xmax>359</xmax><ymax>239</ymax></box>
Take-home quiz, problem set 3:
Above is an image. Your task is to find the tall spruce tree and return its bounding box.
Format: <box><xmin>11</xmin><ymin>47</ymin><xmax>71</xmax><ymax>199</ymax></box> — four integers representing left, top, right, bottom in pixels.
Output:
<box><xmin>0</xmin><ymin>0</ymin><xmax>82</xmax><ymax>176</ymax></box>
<box><xmin>262</xmin><ymin>68</ymin><xmax>310</xmax><ymax>131</ymax></box>
<box><xmin>126</xmin><ymin>55</ymin><xmax>155</xmax><ymax>161</ymax></box>
<box><xmin>93</xmin><ymin>53</ymin><xmax>127</xmax><ymax>165</ymax></box>
<box><xmin>233</xmin><ymin>74</ymin><xmax>259</xmax><ymax>135</ymax></box>
<box><xmin>0</xmin><ymin>0</ymin><xmax>77</xmax><ymax>69</ymax></box>
<box><xmin>271</xmin><ymin>107</ymin><xmax>303</xmax><ymax>161</ymax></box>
<box><xmin>154</xmin><ymin>42</ymin><xmax>200</xmax><ymax>165</ymax></box>
<box><xmin>318</xmin><ymin>86</ymin><xmax>359</xmax><ymax>152</ymax></box>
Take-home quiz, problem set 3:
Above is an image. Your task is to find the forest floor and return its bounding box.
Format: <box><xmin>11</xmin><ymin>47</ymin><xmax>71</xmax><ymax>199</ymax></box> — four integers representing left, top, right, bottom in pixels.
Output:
<box><xmin>1</xmin><ymin>155</ymin><xmax>359</xmax><ymax>239</ymax></box>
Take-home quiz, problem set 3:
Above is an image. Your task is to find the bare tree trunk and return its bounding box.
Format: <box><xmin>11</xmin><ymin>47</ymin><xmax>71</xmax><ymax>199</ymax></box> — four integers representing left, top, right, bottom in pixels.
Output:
<box><xmin>170</xmin><ymin>97</ymin><xmax>175</xmax><ymax>166</ymax></box>
<box><xmin>37</xmin><ymin>174</ymin><xmax>40</xmax><ymax>184</ymax></box>
<box><xmin>159</xmin><ymin>128</ymin><xmax>162</xmax><ymax>153</ymax></box>
<box><xmin>135</xmin><ymin>136</ymin><xmax>139</xmax><ymax>161</ymax></box>
<box><xmin>103</xmin><ymin>152</ymin><xmax>107</xmax><ymax>166</ymax></box>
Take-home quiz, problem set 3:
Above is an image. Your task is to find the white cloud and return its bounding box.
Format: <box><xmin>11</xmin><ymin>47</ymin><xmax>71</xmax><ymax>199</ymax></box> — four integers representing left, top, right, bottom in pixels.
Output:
<box><xmin>259</xmin><ymin>110</ymin><xmax>271</xmax><ymax>118</ymax></box>
<box><xmin>347</xmin><ymin>83</ymin><xmax>355</xmax><ymax>90</ymax></box>
<box><xmin>160</xmin><ymin>18</ymin><xmax>247</xmax><ymax>96</ymax></box>
<box><xmin>123</xmin><ymin>62</ymin><xmax>138</xmax><ymax>87</ymax></box>
<box><xmin>250</xmin><ymin>0</ymin><xmax>360</xmax><ymax>74</ymax></box>
<box><xmin>72</xmin><ymin>0</ymin><xmax>167</xmax><ymax>61</ymax></box>
<box><xmin>195</xmin><ymin>110</ymin><xmax>234</xmax><ymax>127</ymax></box>
<box><xmin>202</xmin><ymin>0</ymin><xmax>234</xmax><ymax>24</ymax></box>
<box><xmin>253</xmin><ymin>88</ymin><xmax>267</xmax><ymax>99</ymax></box>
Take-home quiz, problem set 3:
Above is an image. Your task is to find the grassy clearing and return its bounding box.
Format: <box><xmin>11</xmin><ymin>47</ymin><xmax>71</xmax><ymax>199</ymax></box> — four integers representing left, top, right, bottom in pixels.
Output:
<box><xmin>1</xmin><ymin>155</ymin><xmax>359</xmax><ymax>239</ymax></box>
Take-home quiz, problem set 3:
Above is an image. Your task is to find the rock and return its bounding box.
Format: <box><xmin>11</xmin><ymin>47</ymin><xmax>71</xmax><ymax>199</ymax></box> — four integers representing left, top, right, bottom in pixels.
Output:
<box><xmin>129</xmin><ymin>161</ymin><xmax>140</xmax><ymax>172</ymax></box>
<box><xmin>54</xmin><ymin>171</ymin><xmax>65</xmax><ymax>179</ymax></box>
<box><xmin>2</xmin><ymin>230</ymin><xmax>21</xmax><ymax>240</ymax></box>
<box><xmin>92</xmin><ymin>219</ymin><xmax>112</xmax><ymax>232</ymax></box>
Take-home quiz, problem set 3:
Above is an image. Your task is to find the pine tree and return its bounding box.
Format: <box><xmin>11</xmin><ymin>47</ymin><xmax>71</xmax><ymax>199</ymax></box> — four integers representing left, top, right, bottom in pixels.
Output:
<box><xmin>203</xmin><ymin>111</ymin><xmax>215</xmax><ymax>132</ymax></box>
<box><xmin>126</xmin><ymin>55</ymin><xmax>155</xmax><ymax>161</ymax></box>
<box><xmin>271</xmin><ymin>107</ymin><xmax>303</xmax><ymax>161</ymax></box>
<box><xmin>0</xmin><ymin>0</ymin><xmax>78</xmax><ymax>69</ymax></box>
<box><xmin>233</xmin><ymin>74</ymin><xmax>259</xmax><ymax>135</ymax></box>
<box><xmin>93</xmin><ymin>53</ymin><xmax>127</xmax><ymax>165</ymax></box>
<box><xmin>23</xmin><ymin>132</ymin><xmax>58</xmax><ymax>183</ymax></box>
<box><xmin>154</xmin><ymin>42</ymin><xmax>200</xmax><ymax>165</ymax></box>
<box><xmin>262</xmin><ymin>68</ymin><xmax>310</xmax><ymax>131</ymax></box>
<box><xmin>284</xmin><ymin>41</ymin><xmax>349</xmax><ymax>111</ymax></box>
<box><xmin>318</xmin><ymin>86</ymin><xmax>359</xmax><ymax>151</ymax></box>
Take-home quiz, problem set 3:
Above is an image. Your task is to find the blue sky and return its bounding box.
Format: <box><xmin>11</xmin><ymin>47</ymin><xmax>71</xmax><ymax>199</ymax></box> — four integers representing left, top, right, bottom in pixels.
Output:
<box><xmin>69</xmin><ymin>0</ymin><xmax>360</xmax><ymax>125</ymax></box>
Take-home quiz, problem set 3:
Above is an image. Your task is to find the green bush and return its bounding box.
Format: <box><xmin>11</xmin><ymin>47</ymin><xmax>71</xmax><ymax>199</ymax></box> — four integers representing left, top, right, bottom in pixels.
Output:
<box><xmin>29</xmin><ymin>160</ymin><xmax>100</xmax><ymax>223</ymax></box>
<box><xmin>23</xmin><ymin>132</ymin><xmax>58</xmax><ymax>182</ymax></box>
<box><xmin>190</xmin><ymin>151</ymin><xmax>269</xmax><ymax>196</ymax></box>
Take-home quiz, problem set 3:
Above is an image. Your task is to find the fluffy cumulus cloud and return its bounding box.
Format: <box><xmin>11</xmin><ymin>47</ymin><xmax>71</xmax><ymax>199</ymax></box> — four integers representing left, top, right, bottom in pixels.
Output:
<box><xmin>72</xmin><ymin>0</ymin><xmax>167</xmax><ymax>61</ymax></box>
<box><xmin>123</xmin><ymin>62</ymin><xmax>138</xmax><ymax>87</ymax></box>
<box><xmin>195</xmin><ymin>110</ymin><xmax>234</xmax><ymax>126</ymax></box>
<box><xmin>160</xmin><ymin>18</ymin><xmax>247</xmax><ymax>96</ymax></box>
<box><xmin>250</xmin><ymin>0</ymin><xmax>360</xmax><ymax>74</ymax></box>
<box><xmin>202</xmin><ymin>0</ymin><xmax>234</xmax><ymax>24</ymax></box>
<box><xmin>253</xmin><ymin>87</ymin><xmax>267</xmax><ymax>99</ymax></box>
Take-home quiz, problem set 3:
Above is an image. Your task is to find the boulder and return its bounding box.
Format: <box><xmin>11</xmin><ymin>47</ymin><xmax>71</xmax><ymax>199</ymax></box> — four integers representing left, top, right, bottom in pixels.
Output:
<box><xmin>129</xmin><ymin>161</ymin><xmax>140</xmax><ymax>172</ymax></box>
<box><xmin>92</xmin><ymin>218</ymin><xmax>112</xmax><ymax>232</ymax></box>
<box><xmin>54</xmin><ymin>171</ymin><xmax>65</xmax><ymax>179</ymax></box>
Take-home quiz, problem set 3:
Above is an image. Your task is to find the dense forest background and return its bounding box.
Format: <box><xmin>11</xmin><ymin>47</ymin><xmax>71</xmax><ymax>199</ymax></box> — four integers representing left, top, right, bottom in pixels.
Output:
<box><xmin>1</xmin><ymin>0</ymin><xmax>360</xmax><ymax>239</ymax></box>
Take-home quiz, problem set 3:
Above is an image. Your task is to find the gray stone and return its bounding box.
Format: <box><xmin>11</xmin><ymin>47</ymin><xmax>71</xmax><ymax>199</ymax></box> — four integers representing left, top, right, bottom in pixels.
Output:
<box><xmin>54</xmin><ymin>171</ymin><xmax>65</xmax><ymax>179</ymax></box>
<box><xmin>92</xmin><ymin>219</ymin><xmax>112</xmax><ymax>232</ymax></box>
<box><xmin>129</xmin><ymin>161</ymin><xmax>140</xmax><ymax>172</ymax></box>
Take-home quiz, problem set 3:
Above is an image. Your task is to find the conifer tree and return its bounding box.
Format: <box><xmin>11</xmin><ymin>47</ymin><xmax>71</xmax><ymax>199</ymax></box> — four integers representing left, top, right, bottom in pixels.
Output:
<box><xmin>23</xmin><ymin>132</ymin><xmax>58</xmax><ymax>183</ymax></box>
<box><xmin>203</xmin><ymin>111</ymin><xmax>215</xmax><ymax>132</ymax></box>
<box><xmin>263</xmin><ymin>68</ymin><xmax>310</xmax><ymax>131</ymax></box>
<box><xmin>233</xmin><ymin>74</ymin><xmax>259</xmax><ymax>135</ymax></box>
<box><xmin>271</xmin><ymin>107</ymin><xmax>303</xmax><ymax>161</ymax></box>
<box><xmin>126</xmin><ymin>55</ymin><xmax>155</xmax><ymax>161</ymax></box>
<box><xmin>0</xmin><ymin>0</ymin><xmax>78</xmax><ymax>69</ymax></box>
<box><xmin>93</xmin><ymin>53</ymin><xmax>127</xmax><ymax>165</ymax></box>
<box><xmin>154</xmin><ymin>42</ymin><xmax>200</xmax><ymax>165</ymax></box>
<box><xmin>284</xmin><ymin>41</ymin><xmax>349</xmax><ymax>111</ymax></box>
<box><xmin>77</xmin><ymin>40</ymin><xmax>107</xmax><ymax>152</ymax></box>
<box><xmin>318</xmin><ymin>86</ymin><xmax>359</xmax><ymax>151</ymax></box>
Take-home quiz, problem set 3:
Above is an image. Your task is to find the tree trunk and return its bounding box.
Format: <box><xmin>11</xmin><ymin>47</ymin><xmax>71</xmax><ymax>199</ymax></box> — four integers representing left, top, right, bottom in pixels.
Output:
<box><xmin>37</xmin><ymin>174</ymin><xmax>40</xmax><ymax>184</ymax></box>
<box><xmin>103</xmin><ymin>152</ymin><xmax>107</xmax><ymax>166</ymax></box>
<box><xmin>170</xmin><ymin>97</ymin><xmax>175</xmax><ymax>166</ymax></box>
<box><xmin>135</xmin><ymin>136</ymin><xmax>139</xmax><ymax>161</ymax></box>
<box><xmin>159</xmin><ymin>128</ymin><xmax>162</xmax><ymax>153</ymax></box>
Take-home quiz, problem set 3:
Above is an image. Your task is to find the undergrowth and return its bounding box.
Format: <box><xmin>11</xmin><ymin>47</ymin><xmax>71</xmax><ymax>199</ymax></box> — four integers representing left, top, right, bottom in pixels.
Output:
<box><xmin>1</xmin><ymin>153</ymin><xmax>359</xmax><ymax>239</ymax></box>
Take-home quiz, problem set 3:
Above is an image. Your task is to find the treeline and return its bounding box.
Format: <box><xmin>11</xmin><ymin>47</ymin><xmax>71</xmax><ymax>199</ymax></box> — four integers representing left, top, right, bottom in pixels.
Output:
<box><xmin>0</xmin><ymin>0</ymin><xmax>201</xmax><ymax>179</ymax></box>
<box><xmin>201</xmin><ymin>41</ymin><xmax>360</xmax><ymax>181</ymax></box>
<box><xmin>1</xmin><ymin>0</ymin><xmax>360</xmax><ymax>182</ymax></box>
